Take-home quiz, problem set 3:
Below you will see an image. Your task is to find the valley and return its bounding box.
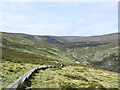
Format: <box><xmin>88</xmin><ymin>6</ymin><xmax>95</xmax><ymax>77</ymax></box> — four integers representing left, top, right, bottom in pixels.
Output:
<box><xmin>1</xmin><ymin>32</ymin><xmax>119</xmax><ymax>89</ymax></box>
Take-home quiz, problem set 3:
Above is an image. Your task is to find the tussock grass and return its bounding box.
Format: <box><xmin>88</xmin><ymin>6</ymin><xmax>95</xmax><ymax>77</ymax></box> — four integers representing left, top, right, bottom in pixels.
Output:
<box><xmin>1</xmin><ymin>61</ymin><xmax>45</xmax><ymax>89</ymax></box>
<box><xmin>27</xmin><ymin>64</ymin><xmax>118</xmax><ymax>88</ymax></box>
<box><xmin>2</xmin><ymin>32</ymin><xmax>119</xmax><ymax>89</ymax></box>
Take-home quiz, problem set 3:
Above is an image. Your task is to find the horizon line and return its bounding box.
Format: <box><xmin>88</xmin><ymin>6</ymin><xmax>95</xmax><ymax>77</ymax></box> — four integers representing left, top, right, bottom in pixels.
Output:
<box><xmin>1</xmin><ymin>31</ymin><xmax>119</xmax><ymax>37</ymax></box>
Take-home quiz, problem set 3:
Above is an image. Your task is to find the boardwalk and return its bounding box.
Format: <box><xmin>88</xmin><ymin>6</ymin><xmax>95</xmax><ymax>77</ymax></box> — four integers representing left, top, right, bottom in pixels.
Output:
<box><xmin>5</xmin><ymin>64</ymin><xmax>64</xmax><ymax>90</ymax></box>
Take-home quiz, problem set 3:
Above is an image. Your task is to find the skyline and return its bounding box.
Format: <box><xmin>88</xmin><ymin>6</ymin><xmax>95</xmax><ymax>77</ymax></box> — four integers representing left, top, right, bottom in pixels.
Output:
<box><xmin>1</xmin><ymin>2</ymin><xmax>118</xmax><ymax>36</ymax></box>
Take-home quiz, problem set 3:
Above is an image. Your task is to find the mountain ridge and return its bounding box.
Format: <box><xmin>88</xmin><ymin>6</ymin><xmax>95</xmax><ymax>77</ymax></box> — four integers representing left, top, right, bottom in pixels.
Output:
<box><xmin>2</xmin><ymin>31</ymin><xmax>119</xmax><ymax>43</ymax></box>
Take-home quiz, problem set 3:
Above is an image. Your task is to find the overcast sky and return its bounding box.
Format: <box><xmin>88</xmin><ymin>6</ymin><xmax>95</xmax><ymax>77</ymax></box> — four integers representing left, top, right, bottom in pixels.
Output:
<box><xmin>1</xmin><ymin>1</ymin><xmax>118</xmax><ymax>36</ymax></box>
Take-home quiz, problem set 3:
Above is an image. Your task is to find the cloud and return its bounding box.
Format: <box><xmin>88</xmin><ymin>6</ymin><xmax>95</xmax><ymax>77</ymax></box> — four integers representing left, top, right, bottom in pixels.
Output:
<box><xmin>1</xmin><ymin>2</ymin><xmax>118</xmax><ymax>36</ymax></box>
<box><xmin>2</xmin><ymin>12</ymin><xmax>32</xmax><ymax>24</ymax></box>
<box><xmin>62</xmin><ymin>2</ymin><xmax>117</xmax><ymax>36</ymax></box>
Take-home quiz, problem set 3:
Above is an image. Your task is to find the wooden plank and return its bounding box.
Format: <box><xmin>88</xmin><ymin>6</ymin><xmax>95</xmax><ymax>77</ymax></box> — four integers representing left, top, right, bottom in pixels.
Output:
<box><xmin>5</xmin><ymin>64</ymin><xmax>64</xmax><ymax>89</ymax></box>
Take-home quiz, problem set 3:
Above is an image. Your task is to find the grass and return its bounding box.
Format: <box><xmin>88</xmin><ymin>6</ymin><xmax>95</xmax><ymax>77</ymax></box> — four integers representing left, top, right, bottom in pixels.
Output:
<box><xmin>68</xmin><ymin>42</ymin><xmax>119</xmax><ymax>72</ymax></box>
<box><xmin>1</xmin><ymin>32</ymin><xmax>119</xmax><ymax>89</ymax></box>
<box><xmin>2</xmin><ymin>32</ymin><xmax>119</xmax><ymax>72</ymax></box>
<box><xmin>1</xmin><ymin>49</ymin><xmax>61</xmax><ymax>89</ymax></box>
<box><xmin>2</xmin><ymin>48</ymin><xmax>60</xmax><ymax>65</ymax></box>
<box><xmin>25</xmin><ymin>64</ymin><xmax>118</xmax><ymax>88</ymax></box>
<box><xmin>1</xmin><ymin>61</ymin><xmax>46</xmax><ymax>89</ymax></box>
<box><xmin>1</xmin><ymin>46</ymin><xmax>66</xmax><ymax>89</ymax></box>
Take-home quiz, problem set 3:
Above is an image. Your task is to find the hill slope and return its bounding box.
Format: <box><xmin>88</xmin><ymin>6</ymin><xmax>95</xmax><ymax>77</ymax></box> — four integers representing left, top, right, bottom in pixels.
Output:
<box><xmin>25</xmin><ymin>63</ymin><xmax>118</xmax><ymax>88</ymax></box>
<box><xmin>59</xmin><ymin>33</ymin><xmax>119</xmax><ymax>43</ymax></box>
<box><xmin>2</xmin><ymin>32</ymin><xmax>119</xmax><ymax>73</ymax></box>
<box><xmin>1</xmin><ymin>32</ymin><xmax>119</xmax><ymax>89</ymax></box>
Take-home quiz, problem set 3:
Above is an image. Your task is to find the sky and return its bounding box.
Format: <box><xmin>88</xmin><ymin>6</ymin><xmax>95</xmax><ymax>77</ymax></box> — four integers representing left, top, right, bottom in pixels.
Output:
<box><xmin>0</xmin><ymin>1</ymin><xmax>118</xmax><ymax>36</ymax></box>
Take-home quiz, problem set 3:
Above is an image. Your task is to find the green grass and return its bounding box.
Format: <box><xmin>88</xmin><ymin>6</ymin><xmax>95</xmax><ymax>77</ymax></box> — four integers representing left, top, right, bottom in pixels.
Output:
<box><xmin>1</xmin><ymin>61</ymin><xmax>46</xmax><ymax>89</ymax></box>
<box><xmin>1</xmin><ymin>49</ymin><xmax>62</xmax><ymax>89</ymax></box>
<box><xmin>25</xmin><ymin>64</ymin><xmax>118</xmax><ymax>88</ymax></box>
<box><xmin>1</xmin><ymin>32</ymin><xmax>119</xmax><ymax>89</ymax></box>
<box><xmin>2</xmin><ymin>32</ymin><xmax>119</xmax><ymax>72</ymax></box>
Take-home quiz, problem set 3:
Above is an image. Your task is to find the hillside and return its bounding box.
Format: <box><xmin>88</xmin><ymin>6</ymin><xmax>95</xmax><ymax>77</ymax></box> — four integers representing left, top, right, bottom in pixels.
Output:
<box><xmin>59</xmin><ymin>33</ymin><xmax>119</xmax><ymax>43</ymax></box>
<box><xmin>2</xmin><ymin>32</ymin><xmax>119</xmax><ymax>72</ymax></box>
<box><xmin>1</xmin><ymin>32</ymin><xmax>119</xmax><ymax>89</ymax></box>
<box><xmin>1</xmin><ymin>60</ymin><xmax>118</xmax><ymax>89</ymax></box>
<box><xmin>25</xmin><ymin>63</ymin><xmax>118</xmax><ymax>88</ymax></box>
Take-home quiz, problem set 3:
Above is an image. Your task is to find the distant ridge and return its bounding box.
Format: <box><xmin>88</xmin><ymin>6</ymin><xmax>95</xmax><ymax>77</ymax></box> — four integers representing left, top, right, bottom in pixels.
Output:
<box><xmin>1</xmin><ymin>31</ymin><xmax>119</xmax><ymax>43</ymax></box>
<box><xmin>2</xmin><ymin>31</ymin><xmax>119</xmax><ymax>73</ymax></box>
